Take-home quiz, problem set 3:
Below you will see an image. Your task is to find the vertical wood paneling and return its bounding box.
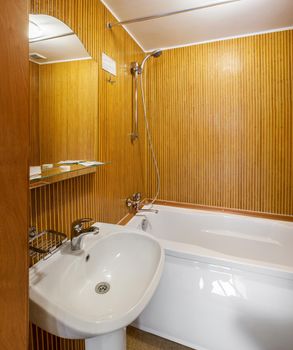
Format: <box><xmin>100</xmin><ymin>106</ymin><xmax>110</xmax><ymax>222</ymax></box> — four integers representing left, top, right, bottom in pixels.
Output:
<box><xmin>146</xmin><ymin>30</ymin><xmax>293</xmax><ymax>216</ymax></box>
<box><xmin>30</xmin><ymin>62</ymin><xmax>40</xmax><ymax>165</ymax></box>
<box><xmin>29</xmin><ymin>1</ymin><xmax>145</xmax><ymax>349</ymax></box>
<box><xmin>38</xmin><ymin>60</ymin><xmax>98</xmax><ymax>164</ymax></box>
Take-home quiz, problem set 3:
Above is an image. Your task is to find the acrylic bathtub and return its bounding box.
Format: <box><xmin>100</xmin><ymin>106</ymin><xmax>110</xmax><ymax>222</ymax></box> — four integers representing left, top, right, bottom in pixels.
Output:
<box><xmin>126</xmin><ymin>205</ymin><xmax>293</xmax><ymax>350</ymax></box>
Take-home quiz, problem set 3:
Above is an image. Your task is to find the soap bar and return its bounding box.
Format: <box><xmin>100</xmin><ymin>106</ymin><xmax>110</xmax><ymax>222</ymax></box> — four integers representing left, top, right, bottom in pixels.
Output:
<box><xmin>59</xmin><ymin>165</ymin><xmax>71</xmax><ymax>172</ymax></box>
<box><xmin>42</xmin><ymin>164</ymin><xmax>53</xmax><ymax>170</ymax></box>
<box><xmin>79</xmin><ymin>161</ymin><xmax>104</xmax><ymax>167</ymax></box>
<box><xmin>30</xmin><ymin>166</ymin><xmax>41</xmax><ymax>176</ymax></box>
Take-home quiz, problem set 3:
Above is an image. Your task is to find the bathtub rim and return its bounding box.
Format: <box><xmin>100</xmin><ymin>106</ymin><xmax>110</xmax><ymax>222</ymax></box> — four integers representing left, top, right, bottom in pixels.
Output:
<box><xmin>126</xmin><ymin>204</ymin><xmax>293</xmax><ymax>281</ymax></box>
<box><xmin>163</xmin><ymin>239</ymin><xmax>293</xmax><ymax>281</ymax></box>
<box><xmin>154</xmin><ymin>200</ymin><xmax>293</xmax><ymax>222</ymax></box>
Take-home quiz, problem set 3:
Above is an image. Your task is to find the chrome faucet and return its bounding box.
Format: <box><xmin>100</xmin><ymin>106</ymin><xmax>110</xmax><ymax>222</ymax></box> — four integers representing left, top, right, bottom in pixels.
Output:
<box><xmin>126</xmin><ymin>192</ymin><xmax>159</xmax><ymax>214</ymax></box>
<box><xmin>126</xmin><ymin>192</ymin><xmax>142</xmax><ymax>211</ymax></box>
<box><xmin>71</xmin><ymin>218</ymin><xmax>99</xmax><ymax>251</ymax></box>
<box><xmin>138</xmin><ymin>208</ymin><xmax>159</xmax><ymax>214</ymax></box>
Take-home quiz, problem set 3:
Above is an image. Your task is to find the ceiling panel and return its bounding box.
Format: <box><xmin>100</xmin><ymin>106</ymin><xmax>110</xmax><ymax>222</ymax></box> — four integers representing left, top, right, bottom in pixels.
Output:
<box><xmin>101</xmin><ymin>0</ymin><xmax>293</xmax><ymax>51</ymax></box>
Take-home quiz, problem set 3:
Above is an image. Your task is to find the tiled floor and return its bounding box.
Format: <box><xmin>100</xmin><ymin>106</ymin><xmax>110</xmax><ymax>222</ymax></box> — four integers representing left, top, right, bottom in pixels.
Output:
<box><xmin>127</xmin><ymin>327</ymin><xmax>193</xmax><ymax>350</ymax></box>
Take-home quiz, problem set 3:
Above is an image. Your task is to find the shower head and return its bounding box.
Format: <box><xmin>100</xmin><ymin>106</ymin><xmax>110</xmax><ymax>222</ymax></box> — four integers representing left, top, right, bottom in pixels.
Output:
<box><xmin>151</xmin><ymin>49</ymin><xmax>163</xmax><ymax>58</ymax></box>
<box><xmin>140</xmin><ymin>49</ymin><xmax>163</xmax><ymax>71</ymax></box>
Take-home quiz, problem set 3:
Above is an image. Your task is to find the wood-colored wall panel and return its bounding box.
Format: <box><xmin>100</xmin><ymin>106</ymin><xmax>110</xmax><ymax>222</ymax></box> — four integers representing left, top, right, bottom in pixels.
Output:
<box><xmin>29</xmin><ymin>1</ymin><xmax>145</xmax><ymax>349</ymax></box>
<box><xmin>0</xmin><ymin>1</ymin><xmax>29</xmax><ymax>350</ymax></box>
<box><xmin>146</xmin><ymin>30</ymin><xmax>293</xmax><ymax>216</ymax></box>
<box><xmin>30</xmin><ymin>62</ymin><xmax>40</xmax><ymax>165</ymax></box>
<box><xmin>38</xmin><ymin>60</ymin><xmax>98</xmax><ymax>164</ymax></box>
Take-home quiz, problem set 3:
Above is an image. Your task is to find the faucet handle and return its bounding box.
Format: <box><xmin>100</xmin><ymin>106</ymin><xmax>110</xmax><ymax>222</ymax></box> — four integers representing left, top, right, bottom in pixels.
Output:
<box><xmin>132</xmin><ymin>192</ymin><xmax>141</xmax><ymax>201</ymax></box>
<box><xmin>71</xmin><ymin>218</ymin><xmax>94</xmax><ymax>233</ymax></box>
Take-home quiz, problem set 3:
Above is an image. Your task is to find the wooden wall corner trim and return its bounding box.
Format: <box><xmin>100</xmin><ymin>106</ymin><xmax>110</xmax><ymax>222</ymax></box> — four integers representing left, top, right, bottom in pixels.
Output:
<box><xmin>0</xmin><ymin>1</ymin><xmax>29</xmax><ymax>350</ymax></box>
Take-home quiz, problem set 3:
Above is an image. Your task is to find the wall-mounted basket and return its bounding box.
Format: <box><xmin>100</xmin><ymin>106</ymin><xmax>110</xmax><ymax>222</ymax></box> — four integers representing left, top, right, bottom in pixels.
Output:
<box><xmin>29</xmin><ymin>228</ymin><xmax>67</xmax><ymax>263</ymax></box>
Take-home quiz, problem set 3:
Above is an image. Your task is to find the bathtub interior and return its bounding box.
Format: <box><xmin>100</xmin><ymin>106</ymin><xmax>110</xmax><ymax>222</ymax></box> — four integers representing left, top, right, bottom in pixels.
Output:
<box><xmin>127</xmin><ymin>205</ymin><xmax>293</xmax><ymax>274</ymax></box>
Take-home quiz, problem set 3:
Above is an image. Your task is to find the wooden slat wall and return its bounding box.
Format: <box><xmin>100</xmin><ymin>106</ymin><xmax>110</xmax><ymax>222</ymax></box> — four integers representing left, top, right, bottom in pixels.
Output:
<box><xmin>29</xmin><ymin>1</ymin><xmax>145</xmax><ymax>349</ymax></box>
<box><xmin>30</xmin><ymin>62</ymin><xmax>40</xmax><ymax>165</ymax></box>
<box><xmin>38</xmin><ymin>60</ymin><xmax>98</xmax><ymax>164</ymax></box>
<box><xmin>146</xmin><ymin>30</ymin><xmax>293</xmax><ymax>216</ymax></box>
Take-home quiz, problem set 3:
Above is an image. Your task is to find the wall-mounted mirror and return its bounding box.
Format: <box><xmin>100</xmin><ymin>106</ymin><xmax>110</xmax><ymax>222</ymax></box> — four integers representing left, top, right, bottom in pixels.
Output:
<box><xmin>29</xmin><ymin>15</ymin><xmax>101</xmax><ymax>186</ymax></box>
<box><xmin>29</xmin><ymin>15</ymin><xmax>91</xmax><ymax>64</ymax></box>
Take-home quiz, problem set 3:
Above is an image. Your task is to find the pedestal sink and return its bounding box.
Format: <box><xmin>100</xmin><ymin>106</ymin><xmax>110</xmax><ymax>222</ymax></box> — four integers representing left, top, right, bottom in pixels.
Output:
<box><xmin>29</xmin><ymin>223</ymin><xmax>164</xmax><ymax>350</ymax></box>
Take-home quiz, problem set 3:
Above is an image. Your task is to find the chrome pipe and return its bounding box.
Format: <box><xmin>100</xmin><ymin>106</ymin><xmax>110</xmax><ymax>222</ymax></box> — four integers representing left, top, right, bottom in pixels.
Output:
<box><xmin>107</xmin><ymin>0</ymin><xmax>241</xmax><ymax>28</ymax></box>
<box><xmin>129</xmin><ymin>50</ymin><xmax>162</xmax><ymax>142</ymax></box>
<box><xmin>138</xmin><ymin>208</ymin><xmax>159</xmax><ymax>214</ymax></box>
<box><xmin>29</xmin><ymin>32</ymin><xmax>74</xmax><ymax>43</ymax></box>
<box><xmin>130</xmin><ymin>62</ymin><xmax>139</xmax><ymax>142</ymax></box>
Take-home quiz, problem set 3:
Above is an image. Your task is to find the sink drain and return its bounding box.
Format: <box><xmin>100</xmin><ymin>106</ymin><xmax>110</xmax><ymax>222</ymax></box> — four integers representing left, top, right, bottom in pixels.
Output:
<box><xmin>95</xmin><ymin>282</ymin><xmax>110</xmax><ymax>294</ymax></box>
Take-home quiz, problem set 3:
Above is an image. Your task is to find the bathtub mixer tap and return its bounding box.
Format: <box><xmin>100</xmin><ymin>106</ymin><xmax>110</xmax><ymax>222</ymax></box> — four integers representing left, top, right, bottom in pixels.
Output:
<box><xmin>126</xmin><ymin>192</ymin><xmax>142</xmax><ymax>211</ymax></box>
<box><xmin>126</xmin><ymin>192</ymin><xmax>159</xmax><ymax>213</ymax></box>
<box><xmin>71</xmin><ymin>218</ymin><xmax>99</xmax><ymax>251</ymax></box>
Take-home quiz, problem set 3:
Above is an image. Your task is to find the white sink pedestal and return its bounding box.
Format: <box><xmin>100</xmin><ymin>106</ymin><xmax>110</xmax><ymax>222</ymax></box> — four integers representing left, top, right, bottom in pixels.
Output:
<box><xmin>85</xmin><ymin>328</ymin><xmax>126</xmax><ymax>350</ymax></box>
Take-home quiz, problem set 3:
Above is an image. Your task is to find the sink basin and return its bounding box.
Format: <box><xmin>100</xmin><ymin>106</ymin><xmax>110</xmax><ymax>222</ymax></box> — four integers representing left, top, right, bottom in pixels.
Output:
<box><xmin>29</xmin><ymin>223</ymin><xmax>164</xmax><ymax>349</ymax></box>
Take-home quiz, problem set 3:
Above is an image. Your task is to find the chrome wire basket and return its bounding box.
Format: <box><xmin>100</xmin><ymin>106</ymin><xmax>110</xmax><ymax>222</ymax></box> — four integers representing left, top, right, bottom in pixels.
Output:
<box><xmin>29</xmin><ymin>228</ymin><xmax>67</xmax><ymax>263</ymax></box>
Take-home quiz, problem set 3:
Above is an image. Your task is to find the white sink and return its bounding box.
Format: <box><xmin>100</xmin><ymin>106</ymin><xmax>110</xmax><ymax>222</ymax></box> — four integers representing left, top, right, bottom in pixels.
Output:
<box><xmin>29</xmin><ymin>223</ymin><xmax>164</xmax><ymax>350</ymax></box>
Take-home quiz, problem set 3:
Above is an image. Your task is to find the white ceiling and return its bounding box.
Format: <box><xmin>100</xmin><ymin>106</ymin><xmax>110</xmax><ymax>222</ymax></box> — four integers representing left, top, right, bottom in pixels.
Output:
<box><xmin>101</xmin><ymin>0</ymin><xmax>293</xmax><ymax>52</ymax></box>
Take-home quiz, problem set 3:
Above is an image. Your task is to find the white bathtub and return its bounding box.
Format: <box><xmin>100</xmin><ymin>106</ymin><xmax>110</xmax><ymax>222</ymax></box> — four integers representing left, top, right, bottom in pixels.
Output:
<box><xmin>126</xmin><ymin>205</ymin><xmax>293</xmax><ymax>350</ymax></box>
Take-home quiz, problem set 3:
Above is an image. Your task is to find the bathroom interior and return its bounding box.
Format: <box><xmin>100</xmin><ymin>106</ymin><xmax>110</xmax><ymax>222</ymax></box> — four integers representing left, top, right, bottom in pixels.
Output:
<box><xmin>1</xmin><ymin>0</ymin><xmax>293</xmax><ymax>350</ymax></box>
